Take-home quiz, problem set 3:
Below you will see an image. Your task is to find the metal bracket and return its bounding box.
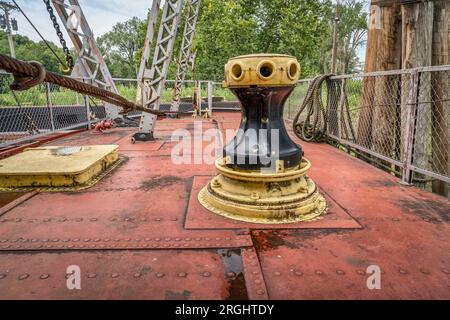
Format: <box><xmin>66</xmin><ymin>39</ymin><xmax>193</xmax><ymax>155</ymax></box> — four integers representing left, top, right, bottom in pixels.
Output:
<box><xmin>51</xmin><ymin>0</ymin><xmax>121</xmax><ymax>120</ymax></box>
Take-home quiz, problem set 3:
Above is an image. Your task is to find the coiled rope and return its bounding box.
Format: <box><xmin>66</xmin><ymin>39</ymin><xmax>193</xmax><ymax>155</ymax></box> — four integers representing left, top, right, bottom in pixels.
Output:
<box><xmin>0</xmin><ymin>54</ymin><xmax>166</xmax><ymax>116</ymax></box>
<box><xmin>292</xmin><ymin>74</ymin><xmax>354</xmax><ymax>142</ymax></box>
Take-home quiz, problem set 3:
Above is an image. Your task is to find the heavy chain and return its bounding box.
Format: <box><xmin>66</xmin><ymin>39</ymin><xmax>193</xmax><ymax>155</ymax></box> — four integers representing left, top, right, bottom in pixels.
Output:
<box><xmin>43</xmin><ymin>0</ymin><xmax>74</xmax><ymax>72</ymax></box>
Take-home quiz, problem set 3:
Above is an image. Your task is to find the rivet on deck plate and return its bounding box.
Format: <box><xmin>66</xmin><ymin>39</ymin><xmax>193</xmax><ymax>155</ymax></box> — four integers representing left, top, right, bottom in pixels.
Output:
<box><xmin>90</xmin><ymin>218</ymin><xmax>98</xmax><ymax>222</ymax></box>
<box><xmin>73</xmin><ymin>238</ymin><xmax>80</xmax><ymax>242</ymax></box>
<box><xmin>52</xmin><ymin>238</ymin><xmax>59</xmax><ymax>242</ymax></box>
<box><xmin>155</xmin><ymin>218</ymin><xmax>162</xmax><ymax>222</ymax></box>
<box><xmin>419</xmin><ymin>268</ymin><xmax>430</xmax><ymax>275</ymax></box>
<box><xmin>357</xmin><ymin>270</ymin><xmax>365</xmax><ymax>275</ymax></box>
<box><xmin>254</xmin><ymin>279</ymin><xmax>261</xmax><ymax>284</ymax></box>
<box><xmin>294</xmin><ymin>270</ymin><xmax>303</xmax><ymax>276</ymax></box>
<box><xmin>134</xmin><ymin>273</ymin><xmax>142</xmax><ymax>278</ymax></box>
<box><xmin>441</xmin><ymin>268</ymin><xmax>450</xmax><ymax>275</ymax></box>
<box><xmin>0</xmin><ymin>274</ymin><xmax>6</xmax><ymax>279</ymax></box>
<box><xmin>185</xmin><ymin>238</ymin><xmax>191</xmax><ymax>241</ymax></box>
<box><xmin>178</xmin><ymin>272</ymin><xmax>187</xmax><ymax>278</ymax></box>
<box><xmin>145</xmin><ymin>238</ymin><xmax>151</xmax><ymax>241</ymax></box>
<box><xmin>398</xmin><ymin>268</ymin><xmax>408</xmax><ymax>275</ymax></box>
<box><xmin>75</xmin><ymin>218</ymin><xmax>83</xmax><ymax>222</ymax></box>
<box><xmin>14</xmin><ymin>218</ymin><xmax>22</xmax><ymax>222</ymax></box>
<box><xmin>94</xmin><ymin>238</ymin><xmax>101</xmax><ymax>242</ymax></box>
<box><xmin>40</xmin><ymin>274</ymin><xmax>50</xmax><ymax>280</ymax></box>
<box><xmin>88</xmin><ymin>274</ymin><xmax>97</xmax><ymax>278</ymax></box>
<box><xmin>257</xmin><ymin>290</ymin><xmax>265</xmax><ymax>295</ymax></box>
<box><xmin>111</xmin><ymin>273</ymin><xmax>119</xmax><ymax>278</ymax></box>
<box><xmin>226</xmin><ymin>272</ymin><xmax>236</xmax><ymax>278</ymax></box>
<box><xmin>18</xmin><ymin>274</ymin><xmax>30</xmax><ymax>280</ymax></box>
<box><xmin>336</xmin><ymin>270</ymin><xmax>345</xmax><ymax>275</ymax></box>
<box><xmin>156</xmin><ymin>272</ymin><xmax>165</xmax><ymax>278</ymax></box>
<box><xmin>315</xmin><ymin>270</ymin><xmax>324</xmax><ymax>275</ymax></box>
<box><xmin>84</xmin><ymin>239</ymin><xmax>90</xmax><ymax>242</ymax></box>
<box><xmin>155</xmin><ymin>238</ymin><xmax>161</xmax><ymax>241</ymax></box>
<box><xmin>274</xmin><ymin>272</ymin><xmax>281</xmax><ymax>276</ymax></box>
<box><xmin>171</xmin><ymin>218</ymin><xmax>178</xmax><ymax>221</ymax></box>
<box><xmin>202</xmin><ymin>271</ymin><xmax>212</xmax><ymax>277</ymax></box>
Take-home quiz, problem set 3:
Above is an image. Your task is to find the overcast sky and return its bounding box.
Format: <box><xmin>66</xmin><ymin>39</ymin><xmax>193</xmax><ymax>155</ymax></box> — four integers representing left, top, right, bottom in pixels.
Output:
<box><xmin>8</xmin><ymin>0</ymin><xmax>152</xmax><ymax>44</ymax></box>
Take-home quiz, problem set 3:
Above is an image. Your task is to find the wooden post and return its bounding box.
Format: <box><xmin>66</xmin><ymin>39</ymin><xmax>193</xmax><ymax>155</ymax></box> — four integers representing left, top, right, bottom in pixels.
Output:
<box><xmin>357</xmin><ymin>3</ymin><xmax>401</xmax><ymax>149</ymax></box>
<box><xmin>431</xmin><ymin>0</ymin><xmax>449</xmax><ymax>196</ymax></box>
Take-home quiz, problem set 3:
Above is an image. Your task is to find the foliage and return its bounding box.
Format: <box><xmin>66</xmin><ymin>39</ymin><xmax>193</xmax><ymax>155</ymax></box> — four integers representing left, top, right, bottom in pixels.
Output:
<box><xmin>0</xmin><ymin>31</ymin><xmax>68</xmax><ymax>74</ymax></box>
<box><xmin>98</xmin><ymin>17</ymin><xmax>143</xmax><ymax>78</ymax></box>
<box><xmin>321</xmin><ymin>0</ymin><xmax>368</xmax><ymax>74</ymax></box>
<box><xmin>1</xmin><ymin>1</ymin><xmax>368</xmax><ymax>82</ymax></box>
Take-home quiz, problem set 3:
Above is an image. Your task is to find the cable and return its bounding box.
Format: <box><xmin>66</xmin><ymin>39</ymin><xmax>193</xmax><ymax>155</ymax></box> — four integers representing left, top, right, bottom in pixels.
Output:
<box><xmin>10</xmin><ymin>0</ymin><xmax>69</xmax><ymax>72</ymax></box>
<box><xmin>0</xmin><ymin>53</ymin><xmax>175</xmax><ymax>116</ymax></box>
<box><xmin>292</xmin><ymin>75</ymin><xmax>333</xmax><ymax>142</ymax></box>
<box><xmin>292</xmin><ymin>75</ymin><xmax>355</xmax><ymax>142</ymax></box>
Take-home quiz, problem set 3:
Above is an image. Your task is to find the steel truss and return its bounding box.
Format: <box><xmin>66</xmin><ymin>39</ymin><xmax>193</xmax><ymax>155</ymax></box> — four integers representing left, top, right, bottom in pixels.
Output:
<box><xmin>170</xmin><ymin>0</ymin><xmax>201</xmax><ymax>112</ymax></box>
<box><xmin>51</xmin><ymin>0</ymin><xmax>121</xmax><ymax>119</ymax></box>
<box><xmin>133</xmin><ymin>0</ymin><xmax>185</xmax><ymax>142</ymax></box>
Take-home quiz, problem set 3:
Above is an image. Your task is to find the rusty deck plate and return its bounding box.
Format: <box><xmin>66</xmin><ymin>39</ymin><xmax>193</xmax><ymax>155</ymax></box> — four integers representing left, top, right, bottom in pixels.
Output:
<box><xmin>0</xmin><ymin>250</ymin><xmax>247</xmax><ymax>300</ymax></box>
<box><xmin>0</xmin><ymin>113</ymin><xmax>448</xmax><ymax>300</ymax></box>
<box><xmin>186</xmin><ymin>176</ymin><xmax>362</xmax><ymax>230</ymax></box>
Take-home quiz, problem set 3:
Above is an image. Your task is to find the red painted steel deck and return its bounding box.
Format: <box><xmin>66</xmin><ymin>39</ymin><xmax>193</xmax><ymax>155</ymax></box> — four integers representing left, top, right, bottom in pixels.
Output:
<box><xmin>0</xmin><ymin>112</ymin><xmax>449</xmax><ymax>300</ymax></box>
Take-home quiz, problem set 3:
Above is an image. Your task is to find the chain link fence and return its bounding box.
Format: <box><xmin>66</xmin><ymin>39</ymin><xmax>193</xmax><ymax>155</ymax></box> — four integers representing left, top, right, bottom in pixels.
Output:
<box><xmin>0</xmin><ymin>72</ymin><xmax>107</xmax><ymax>148</ymax></box>
<box><xmin>286</xmin><ymin>66</ymin><xmax>450</xmax><ymax>196</ymax></box>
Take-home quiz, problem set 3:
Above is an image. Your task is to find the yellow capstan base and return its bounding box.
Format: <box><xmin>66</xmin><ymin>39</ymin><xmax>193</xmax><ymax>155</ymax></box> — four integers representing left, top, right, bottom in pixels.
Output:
<box><xmin>198</xmin><ymin>158</ymin><xmax>328</xmax><ymax>224</ymax></box>
<box><xmin>0</xmin><ymin>145</ymin><xmax>119</xmax><ymax>190</ymax></box>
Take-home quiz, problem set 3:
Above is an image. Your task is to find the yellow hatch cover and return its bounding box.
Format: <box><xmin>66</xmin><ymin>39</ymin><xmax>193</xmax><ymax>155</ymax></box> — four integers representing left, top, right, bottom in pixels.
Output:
<box><xmin>0</xmin><ymin>145</ymin><xmax>119</xmax><ymax>189</ymax></box>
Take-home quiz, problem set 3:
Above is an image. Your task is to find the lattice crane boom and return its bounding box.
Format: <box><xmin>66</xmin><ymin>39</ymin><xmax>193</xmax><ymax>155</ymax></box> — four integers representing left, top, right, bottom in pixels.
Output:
<box><xmin>133</xmin><ymin>0</ymin><xmax>185</xmax><ymax>142</ymax></box>
<box><xmin>170</xmin><ymin>0</ymin><xmax>201</xmax><ymax>112</ymax></box>
<box><xmin>51</xmin><ymin>0</ymin><xmax>121</xmax><ymax>119</ymax></box>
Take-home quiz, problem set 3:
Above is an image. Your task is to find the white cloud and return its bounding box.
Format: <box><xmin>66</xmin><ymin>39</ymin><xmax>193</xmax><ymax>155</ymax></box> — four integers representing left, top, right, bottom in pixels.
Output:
<box><xmin>9</xmin><ymin>0</ymin><xmax>153</xmax><ymax>44</ymax></box>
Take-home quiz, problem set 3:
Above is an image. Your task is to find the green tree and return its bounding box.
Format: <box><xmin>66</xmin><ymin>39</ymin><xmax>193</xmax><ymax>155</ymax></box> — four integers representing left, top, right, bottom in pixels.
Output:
<box><xmin>252</xmin><ymin>0</ymin><xmax>333</xmax><ymax>77</ymax></box>
<box><xmin>321</xmin><ymin>0</ymin><xmax>368</xmax><ymax>74</ymax></box>
<box><xmin>97</xmin><ymin>17</ymin><xmax>143</xmax><ymax>78</ymax></box>
<box><xmin>0</xmin><ymin>31</ymin><xmax>67</xmax><ymax>73</ymax></box>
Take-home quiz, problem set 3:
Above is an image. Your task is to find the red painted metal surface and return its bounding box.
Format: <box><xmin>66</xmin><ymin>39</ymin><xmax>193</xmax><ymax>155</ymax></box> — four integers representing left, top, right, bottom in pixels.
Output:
<box><xmin>0</xmin><ymin>129</ymin><xmax>85</xmax><ymax>159</ymax></box>
<box><xmin>0</xmin><ymin>112</ymin><xmax>448</xmax><ymax>300</ymax></box>
<box><xmin>0</xmin><ymin>250</ymin><xmax>233</xmax><ymax>299</ymax></box>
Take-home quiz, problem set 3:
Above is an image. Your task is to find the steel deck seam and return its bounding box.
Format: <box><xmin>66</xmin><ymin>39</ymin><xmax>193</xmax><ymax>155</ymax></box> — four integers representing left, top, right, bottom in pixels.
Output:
<box><xmin>241</xmin><ymin>247</ymin><xmax>269</xmax><ymax>300</ymax></box>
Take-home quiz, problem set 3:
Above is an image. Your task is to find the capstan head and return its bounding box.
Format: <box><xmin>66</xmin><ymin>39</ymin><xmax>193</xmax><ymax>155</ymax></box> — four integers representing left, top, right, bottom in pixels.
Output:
<box><xmin>223</xmin><ymin>54</ymin><xmax>301</xmax><ymax>88</ymax></box>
